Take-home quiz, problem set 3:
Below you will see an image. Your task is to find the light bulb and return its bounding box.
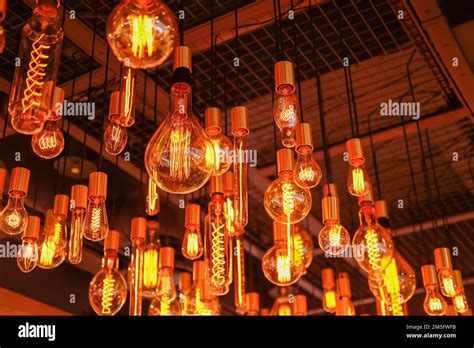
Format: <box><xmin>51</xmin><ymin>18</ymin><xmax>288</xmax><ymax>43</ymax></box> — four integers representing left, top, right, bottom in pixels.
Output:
<box><xmin>273</xmin><ymin>61</ymin><xmax>300</xmax><ymax>148</ymax></box>
<box><xmin>246</xmin><ymin>292</ymin><xmax>259</xmax><ymax>316</ymax></box>
<box><xmin>129</xmin><ymin>217</ymin><xmax>146</xmax><ymax>316</ymax></box>
<box><xmin>156</xmin><ymin>247</ymin><xmax>177</xmax><ymax>303</ymax></box>
<box><xmin>335</xmin><ymin>273</ymin><xmax>355</xmax><ymax>316</ymax></box>
<box><xmin>145</xmin><ymin>176</ymin><xmax>159</xmax><ymax>216</ymax></box>
<box><xmin>142</xmin><ymin>221</ymin><xmax>161</xmax><ymax>298</ymax></box>
<box><xmin>262</xmin><ymin>221</ymin><xmax>304</xmax><ymax>286</ymax></box>
<box><xmin>181</xmin><ymin>204</ymin><xmax>203</xmax><ymax>260</ymax></box>
<box><xmin>293</xmin><ymin>294</ymin><xmax>308</xmax><ymax>316</ymax></box>
<box><xmin>107</xmin><ymin>0</ymin><xmax>177</xmax><ymax>69</ymax></box>
<box><xmin>104</xmin><ymin>122</ymin><xmax>128</xmax><ymax>155</ymax></box>
<box><xmin>293</xmin><ymin>226</ymin><xmax>314</xmax><ymax>270</ymax></box>
<box><xmin>186</xmin><ymin>261</ymin><xmax>220</xmax><ymax>315</ymax></box>
<box><xmin>145</xmin><ymin>47</ymin><xmax>214</xmax><ymax>194</ymax></box>
<box><xmin>178</xmin><ymin>272</ymin><xmax>192</xmax><ymax>316</ymax></box>
<box><xmin>31</xmin><ymin>120</ymin><xmax>65</xmax><ymax>159</ymax></box>
<box><xmin>352</xmin><ymin>200</ymin><xmax>393</xmax><ymax>274</ymax></box>
<box><xmin>205</xmin><ymin>176</ymin><xmax>231</xmax><ymax>296</ymax></box>
<box><xmin>205</xmin><ymin>107</ymin><xmax>232</xmax><ymax>176</ymax></box>
<box><xmin>0</xmin><ymin>167</ymin><xmax>30</xmax><ymax>236</ymax></box>
<box><xmin>264</xmin><ymin>149</ymin><xmax>311</xmax><ymax>224</ymax></box>
<box><xmin>321</xmin><ymin>268</ymin><xmax>337</xmax><ymax>313</ymax></box>
<box><xmin>17</xmin><ymin>216</ymin><xmax>40</xmax><ymax>273</ymax></box>
<box><xmin>434</xmin><ymin>247</ymin><xmax>456</xmax><ymax>297</ymax></box>
<box><xmin>82</xmin><ymin>172</ymin><xmax>109</xmax><ymax>241</ymax></box>
<box><xmin>109</xmin><ymin>69</ymin><xmax>136</xmax><ymax>127</ymax></box>
<box><xmin>452</xmin><ymin>270</ymin><xmax>469</xmax><ymax>314</ymax></box>
<box><xmin>231</xmin><ymin>106</ymin><xmax>250</xmax><ymax>229</ymax></box>
<box><xmin>149</xmin><ymin>297</ymin><xmax>181</xmax><ymax>316</ymax></box>
<box><xmin>68</xmin><ymin>185</ymin><xmax>87</xmax><ymax>264</ymax></box>
<box><xmin>8</xmin><ymin>1</ymin><xmax>63</xmax><ymax>135</ymax></box>
<box><xmin>233</xmin><ymin>235</ymin><xmax>246</xmax><ymax>314</ymax></box>
<box><xmin>89</xmin><ymin>231</ymin><xmax>127</xmax><ymax>316</ymax></box>
<box><xmin>346</xmin><ymin>138</ymin><xmax>371</xmax><ymax>196</ymax></box>
<box><xmin>293</xmin><ymin>123</ymin><xmax>321</xmax><ymax>189</ymax></box>
<box><xmin>421</xmin><ymin>264</ymin><xmax>447</xmax><ymax>316</ymax></box>
<box><xmin>222</xmin><ymin>171</ymin><xmax>239</xmax><ymax>237</ymax></box>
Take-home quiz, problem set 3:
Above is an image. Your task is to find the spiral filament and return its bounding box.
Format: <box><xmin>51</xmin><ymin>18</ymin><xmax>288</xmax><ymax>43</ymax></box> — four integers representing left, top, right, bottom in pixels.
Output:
<box><xmin>224</xmin><ymin>197</ymin><xmax>235</xmax><ymax>236</ymax></box>
<box><xmin>101</xmin><ymin>276</ymin><xmax>116</xmax><ymax>315</ymax></box>
<box><xmin>365</xmin><ymin>229</ymin><xmax>381</xmax><ymax>271</ymax></box>
<box><xmin>6</xmin><ymin>211</ymin><xmax>21</xmax><ymax>228</ymax></box>
<box><xmin>39</xmin><ymin>241</ymin><xmax>54</xmax><ymax>267</ymax></box>
<box><xmin>442</xmin><ymin>276</ymin><xmax>456</xmax><ymax>297</ymax></box>
<box><xmin>276</xmin><ymin>254</ymin><xmax>291</xmax><ymax>283</ymax></box>
<box><xmin>160</xmin><ymin>300</ymin><xmax>170</xmax><ymax>316</ymax></box>
<box><xmin>278</xmin><ymin>99</ymin><xmax>296</xmax><ymax>122</ymax></box>
<box><xmin>297</xmin><ymin>166</ymin><xmax>315</xmax><ymax>182</ymax></box>
<box><xmin>37</xmin><ymin>133</ymin><xmax>58</xmax><ymax>150</ymax></box>
<box><xmin>293</xmin><ymin>233</ymin><xmax>304</xmax><ymax>268</ymax></box>
<box><xmin>185</xmin><ymin>230</ymin><xmax>200</xmax><ymax>258</ymax></box>
<box><xmin>454</xmin><ymin>294</ymin><xmax>467</xmax><ymax>312</ymax></box>
<box><xmin>143</xmin><ymin>248</ymin><xmax>158</xmax><ymax>288</ymax></box>
<box><xmin>210</xmin><ymin>222</ymin><xmax>226</xmax><ymax>288</ymax></box>
<box><xmin>329</xmin><ymin>225</ymin><xmax>342</xmax><ymax>247</ymax></box>
<box><xmin>22</xmin><ymin>34</ymin><xmax>49</xmax><ymax>114</ymax></box>
<box><xmin>282</xmin><ymin>183</ymin><xmax>295</xmax><ymax>217</ymax></box>
<box><xmin>146</xmin><ymin>177</ymin><xmax>159</xmax><ymax>215</ymax></box>
<box><xmin>351</xmin><ymin>168</ymin><xmax>366</xmax><ymax>196</ymax></box>
<box><xmin>130</xmin><ymin>15</ymin><xmax>154</xmax><ymax>59</ymax></box>
<box><xmin>91</xmin><ymin>207</ymin><xmax>102</xmax><ymax>234</ymax></box>
<box><xmin>384</xmin><ymin>260</ymin><xmax>404</xmax><ymax>316</ymax></box>
<box><xmin>428</xmin><ymin>297</ymin><xmax>443</xmax><ymax>312</ymax></box>
<box><xmin>169</xmin><ymin>126</ymin><xmax>191</xmax><ymax>180</ymax></box>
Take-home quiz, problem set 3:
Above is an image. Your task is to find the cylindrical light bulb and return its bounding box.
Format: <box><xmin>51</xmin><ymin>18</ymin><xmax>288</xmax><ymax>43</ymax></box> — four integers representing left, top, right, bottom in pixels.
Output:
<box><xmin>205</xmin><ymin>107</ymin><xmax>232</xmax><ymax>176</ymax></box>
<box><xmin>181</xmin><ymin>203</ymin><xmax>203</xmax><ymax>260</ymax></box>
<box><xmin>17</xmin><ymin>216</ymin><xmax>40</xmax><ymax>273</ymax></box>
<box><xmin>293</xmin><ymin>123</ymin><xmax>321</xmax><ymax>189</ymax></box>
<box><xmin>0</xmin><ymin>167</ymin><xmax>30</xmax><ymax>235</ymax></box>
<box><xmin>68</xmin><ymin>185</ymin><xmax>87</xmax><ymax>264</ymax></box>
<box><xmin>346</xmin><ymin>138</ymin><xmax>370</xmax><ymax>197</ymax></box>
<box><xmin>156</xmin><ymin>246</ymin><xmax>177</xmax><ymax>303</ymax></box>
<box><xmin>233</xmin><ymin>235</ymin><xmax>246</xmax><ymax>314</ymax></box>
<box><xmin>434</xmin><ymin>247</ymin><xmax>456</xmax><ymax>297</ymax></box>
<box><xmin>321</xmin><ymin>268</ymin><xmax>337</xmax><ymax>313</ymax></box>
<box><xmin>82</xmin><ymin>172</ymin><xmax>109</xmax><ymax>241</ymax></box>
<box><xmin>422</xmin><ymin>264</ymin><xmax>447</xmax><ymax>316</ymax></box>
<box><xmin>142</xmin><ymin>220</ymin><xmax>161</xmax><ymax>298</ymax></box>
<box><xmin>129</xmin><ymin>217</ymin><xmax>146</xmax><ymax>316</ymax></box>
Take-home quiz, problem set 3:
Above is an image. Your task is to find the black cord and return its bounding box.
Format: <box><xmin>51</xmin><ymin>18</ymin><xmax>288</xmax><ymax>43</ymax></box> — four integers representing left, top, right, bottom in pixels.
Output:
<box><xmin>291</xmin><ymin>0</ymin><xmax>304</xmax><ymax>122</ymax></box>
<box><xmin>339</xmin><ymin>18</ymin><xmax>355</xmax><ymax>138</ymax></box>
<box><xmin>153</xmin><ymin>69</ymin><xmax>158</xmax><ymax>127</ymax></box>
<box><xmin>210</xmin><ymin>0</ymin><xmax>216</xmax><ymax>106</ymax></box>
<box><xmin>234</xmin><ymin>0</ymin><xmax>241</xmax><ymax>105</ymax></box>
<box><xmin>273</xmin><ymin>0</ymin><xmax>283</xmax><ymax>61</ymax></box>
<box><xmin>99</xmin><ymin>39</ymin><xmax>110</xmax><ymax>170</ymax></box>
<box><xmin>368</xmin><ymin>114</ymin><xmax>382</xmax><ymax>200</ymax></box>
<box><xmin>179</xmin><ymin>0</ymin><xmax>184</xmax><ymax>46</ymax></box>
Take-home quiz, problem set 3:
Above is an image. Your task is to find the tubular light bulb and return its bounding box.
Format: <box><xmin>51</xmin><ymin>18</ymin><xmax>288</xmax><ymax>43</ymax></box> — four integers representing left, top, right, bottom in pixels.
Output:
<box><xmin>234</xmin><ymin>235</ymin><xmax>247</xmax><ymax>314</ymax></box>
<box><xmin>231</xmin><ymin>106</ymin><xmax>250</xmax><ymax>228</ymax></box>
<box><xmin>205</xmin><ymin>107</ymin><xmax>232</xmax><ymax>176</ymax></box>
<box><xmin>321</xmin><ymin>268</ymin><xmax>337</xmax><ymax>313</ymax></box>
<box><xmin>142</xmin><ymin>220</ymin><xmax>161</xmax><ymax>298</ymax></box>
<box><xmin>129</xmin><ymin>217</ymin><xmax>146</xmax><ymax>316</ymax></box>
<box><xmin>89</xmin><ymin>231</ymin><xmax>127</xmax><ymax>316</ymax></box>
<box><xmin>205</xmin><ymin>175</ymin><xmax>231</xmax><ymax>295</ymax></box>
<box><xmin>0</xmin><ymin>167</ymin><xmax>29</xmax><ymax>235</ymax></box>
<box><xmin>156</xmin><ymin>247</ymin><xmax>177</xmax><ymax>303</ymax></box>
<box><xmin>82</xmin><ymin>172</ymin><xmax>109</xmax><ymax>241</ymax></box>
<box><xmin>105</xmin><ymin>91</ymin><xmax>132</xmax><ymax>156</ymax></box>
<box><xmin>293</xmin><ymin>123</ymin><xmax>321</xmax><ymax>189</ymax></box>
<box><xmin>145</xmin><ymin>46</ymin><xmax>214</xmax><ymax>194</ymax></box>
<box><xmin>107</xmin><ymin>0</ymin><xmax>177</xmax><ymax>69</ymax></box>
<box><xmin>17</xmin><ymin>216</ymin><xmax>40</xmax><ymax>273</ymax></box>
<box><xmin>8</xmin><ymin>0</ymin><xmax>63</xmax><ymax>135</ymax></box>
<box><xmin>293</xmin><ymin>225</ymin><xmax>314</xmax><ymax>270</ymax></box>
<box><xmin>68</xmin><ymin>185</ymin><xmax>87</xmax><ymax>264</ymax></box>
<box><xmin>264</xmin><ymin>149</ymin><xmax>312</xmax><ymax>224</ymax></box>
<box><xmin>422</xmin><ymin>264</ymin><xmax>447</xmax><ymax>316</ymax></box>
<box><xmin>452</xmin><ymin>270</ymin><xmax>469</xmax><ymax>314</ymax></box>
<box><xmin>273</xmin><ymin>61</ymin><xmax>300</xmax><ymax>148</ymax></box>
<box><xmin>434</xmin><ymin>247</ymin><xmax>456</xmax><ymax>297</ymax></box>
<box><xmin>181</xmin><ymin>203</ymin><xmax>203</xmax><ymax>260</ymax></box>
<box><xmin>262</xmin><ymin>221</ymin><xmax>304</xmax><ymax>286</ymax></box>
<box><xmin>222</xmin><ymin>171</ymin><xmax>239</xmax><ymax>237</ymax></box>
<box><xmin>246</xmin><ymin>292</ymin><xmax>259</xmax><ymax>316</ymax></box>
<box><xmin>336</xmin><ymin>273</ymin><xmax>355</xmax><ymax>316</ymax></box>
<box><xmin>346</xmin><ymin>138</ymin><xmax>370</xmax><ymax>196</ymax></box>
<box><xmin>146</xmin><ymin>176</ymin><xmax>159</xmax><ymax>216</ymax></box>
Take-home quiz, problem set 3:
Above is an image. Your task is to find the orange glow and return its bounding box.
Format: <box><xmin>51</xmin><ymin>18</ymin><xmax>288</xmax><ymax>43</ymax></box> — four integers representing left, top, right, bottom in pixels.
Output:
<box><xmin>351</xmin><ymin>167</ymin><xmax>366</xmax><ymax>196</ymax></box>
<box><xmin>143</xmin><ymin>248</ymin><xmax>158</xmax><ymax>289</ymax></box>
<box><xmin>324</xmin><ymin>290</ymin><xmax>337</xmax><ymax>310</ymax></box>
<box><xmin>428</xmin><ymin>297</ymin><xmax>443</xmax><ymax>312</ymax></box>
<box><xmin>276</xmin><ymin>254</ymin><xmax>291</xmax><ymax>283</ymax></box>
<box><xmin>278</xmin><ymin>303</ymin><xmax>292</xmax><ymax>316</ymax></box>
<box><xmin>210</xmin><ymin>222</ymin><xmax>226</xmax><ymax>288</ymax></box>
<box><xmin>441</xmin><ymin>275</ymin><xmax>456</xmax><ymax>297</ymax></box>
<box><xmin>101</xmin><ymin>276</ymin><xmax>115</xmax><ymax>315</ymax></box>
<box><xmin>146</xmin><ymin>176</ymin><xmax>159</xmax><ymax>216</ymax></box>
<box><xmin>384</xmin><ymin>259</ymin><xmax>404</xmax><ymax>316</ymax></box>
<box><xmin>130</xmin><ymin>15</ymin><xmax>154</xmax><ymax>59</ymax></box>
<box><xmin>170</xmin><ymin>126</ymin><xmax>191</xmax><ymax>180</ymax></box>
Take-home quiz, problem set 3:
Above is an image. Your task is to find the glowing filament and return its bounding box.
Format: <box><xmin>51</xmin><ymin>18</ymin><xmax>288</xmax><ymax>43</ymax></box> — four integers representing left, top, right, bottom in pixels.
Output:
<box><xmin>101</xmin><ymin>276</ymin><xmax>116</xmax><ymax>315</ymax></box>
<box><xmin>6</xmin><ymin>211</ymin><xmax>20</xmax><ymax>228</ymax></box>
<box><xmin>442</xmin><ymin>276</ymin><xmax>456</xmax><ymax>297</ymax></box>
<box><xmin>384</xmin><ymin>259</ymin><xmax>404</xmax><ymax>316</ymax></box>
<box><xmin>293</xmin><ymin>233</ymin><xmax>304</xmax><ymax>268</ymax></box>
<box><xmin>143</xmin><ymin>249</ymin><xmax>158</xmax><ymax>288</ymax></box>
<box><xmin>454</xmin><ymin>294</ymin><xmax>466</xmax><ymax>312</ymax></box>
<box><xmin>278</xmin><ymin>303</ymin><xmax>292</xmax><ymax>316</ymax></box>
<box><xmin>122</xmin><ymin>68</ymin><xmax>135</xmax><ymax>122</ymax></box>
<box><xmin>22</xmin><ymin>34</ymin><xmax>49</xmax><ymax>114</ymax></box>
<box><xmin>352</xmin><ymin>167</ymin><xmax>366</xmax><ymax>195</ymax></box>
<box><xmin>39</xmin><ymin>241</ymin><xmax>55</xmax><ymax>266</ymax></box>
<box><xmin>298</xmin><ymin>167</ymin><xmax>315</xmax><ymax>182</ymax></box>
<box><xmin>160</xmin><ymin>300</ymin><xmax>170</xmax><ymax>316</ymax></box>
<box><xmin>224</xmin><ymin>197</ymin><xmax>235</xmax><ymax>236</ymax></box>
<box><xmin>329</xmin><ymin>225</ymin><xmax>342</xmax><ymax>247</ymax></box>
<box><xmin>210</xmin><ymin>222</ymin><xmax>226</xmax><ymax>288</ymax></box>
<box><xmin>365</xmin><ymin>229</ymin><xmax>381</xmax><ymax>271</ymax></box>
<box><xmin>212</xmin><ymin>139</ymin><xmax>221</xmax><ymax>172</ymax></box>
<box><xmin>276</xmin><ymin>254</ymin><xmax>291</xmax><ymax>283</ymax></box>
<box><xmin>91</xmin><ymin>207</ymin><xmax>102</xmax><ymax>234</ymax></box>
<box><xmin>282</xmin><ymin>183</ymin><xmax>295</xmax><ymax>217</ymax></box>
<box><xmin>130</xmin><ymin>15</ymin><xmax>154</xmax><ymax>59</ymax></box>
<box><xmin>279</xmin><ymin>103</ymin><xmax>296</xmax><ymax>122</ymax></box>
<box><xmin>146</xmin><ymin>177</ymin><xmax>159</xmax><ymax>214</ymax></box>
<box><xmin>429</xmin><ymin>297</ymin><xmax>443</xmax><ymax>312</ymax></box>
<box><xmin>169</xmin><ymin>127</ymin><xmax>191</xmax><ymax>180</ymax></box>
<box><xmin>185</xmin><ymin>230</ymin><xmax>200</xmax><ymax>258</ymax></box>
<box><xmin>324</xmin><ymin>290</ymin><xmax>336</xmax><ymax>310</ymax></box>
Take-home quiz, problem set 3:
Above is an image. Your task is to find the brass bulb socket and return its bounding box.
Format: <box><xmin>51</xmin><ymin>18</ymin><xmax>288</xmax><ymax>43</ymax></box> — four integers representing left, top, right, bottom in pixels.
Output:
<box><xmin>453</xmin><ymin>269</ymin><xmax>463</xmax><ymax>289</ymax></box>
<box><xmin>89</xmin><ymin>171</ymin><xmax>107</xmax><ymax>199</ymax></box>
<box><xmin>323</xmin><ymin>183</ymin><xmax>338</xmax><ymax>198</ymax></box>
<box><xmin>53</xmin><ymin>194</ymin><xmax>69</xmax><ymax>217</ymax></box>
<box><xmin>246</xmin><ymin>292</ymin><xmax>260</xmax><ymax>313</ymax></box>
<box><xmin>108</xmin><ymin>91</ymin><xmax>121</xmax><ymax>120</ymax></box>
<box><xmin>337</xmin><ymin>272</ymin><xmax>351</xmax><ymax>298</ymax></box>
<box><xmin>210</xmin><ymin>174</ymin><xmax>224</xmax><ymax>195</ymax></box>
<box><xmin>295</xmin><ymin>123</ymin><xmax>313</xmax><ymax>153</ymax></box>
<box><xmin>222</xmin><ymin>171</ymin><xmax>234</xmax><ymax>196</ymax></box>
<box><xmin>321</xmin><ymin>268</ymin><xmax>335</xmax><ymax>288</ymax></box>
<box><xmin>346</xmin><ymin>138</ymin><xmax>365</xmax><ymax>164</ymax></box>
<box><xmin>294</xmin><ymin>294</ymin><xmax>307</xmax><ymax>315</ymax></box>
<box><xmin>357</xmin><ymin>186</ymin><xmax>374</xmax><ymax>205</ymax></box>
<box><xmin>322</xmin><ymin>196</ymin><xmax>340</xmax><ymax>222</ymax></box>
<box><xmin>199</xmin><ymin>279</ymin><xmax>212</xmax><ymax>300</ymax></box>
<box><xmin>204</xmin><ymin>107</ymin><xmax>222</xmax><ymax>134</ymax></box>
<box><xmin>0</xmin><ymin>167</ymin><xmax>6</xmax><ymax>192</ymax></box>
<box><xmin>51</xmin><ymin>86</ymin><xmax>65</xmax><ymax>111</ymax></box>
<box><xmin>375</xmin><ymin>200</ymin><xmax>389</xmax><ymax>220</ymax></box>
<box><xmin>273</xmin><ymin>220</ymin><xmax>293</xmax><ymax>241</ymax></box>
<box><xmin>231</xmin><ymin>106</ymin><xmax>249</xmax><ymax>135</ymax></box>
<box><xmin>104</xmin><ymin>230</ymin><xmax>120</xmax><ymax>252</ymax></box>
<box><xmin>131</xmin><ymin>217</ymin><xmax>147</xmax><ymax>241</ymax></box>
<box><xmin>260</xmin><ymin>308</ymin><xmax>269</xmax><ymax>316</ymax></box>
<box><xmin>24</xmin><ymin>216</ymin><xmax>40</xmax><ymax>239</ymax></box>
<box><xmin>185</xmin><ymin>204</ymin><xmax>200</xmax><ymax>227</ymax></box>
<box><xmin>173</xmin><ymin>46</ymin><xmax>192</xmax><ymax>72</ymax></box>
<box><xmin>274</xmin><ymin>61</ymin><xmax>295</xmax><ymax>93</ymax></box>
<box><xmin>44</xmin><ymin>209</ymin><xmax>54</xmax><ymax>228</ymax></box>
<box><xmin>179</xmin><ymin>272</ymin><xmax>192</xmax><ymax>293</ymax></box>
<box><xmin>193</xmin><ymin>260</ymin><xmax>207</xmax><ymax>282</ymax></box>
<box><xmin>9</xmin><ymin>167</ymin><xmax>30</xmax><ymax>195</ymax></box>
<box><xmin>159</xmin><ymin>247</ymin><xmax>174</xmax><ymax>269</ymax></box>
<box><xmin>421</xmin><ymin>264</ymin><xmax>438</xmax><ymax>287</ymax></box>
<box><xmin>147</xmin><ymin>220</ymin><xmax>160</xmax><ymax>231</ymax></box>
<box><xmin>40</xmin><ymin>81</ymin><xmax>55</xmax><ymax>109</ymax></box>
<box><xmin>277</xmin><ymin>148</ymin><xmax>294</xmax><ymax>173</ymax></box>
<box><xmin>434</xmin><ymin>247</ymin><xmax>453</xmax><ymax>270</ymax></box>
<box><xmin>71</xmin><ymin>185</ymin><xmax>88</xmax><ymax>210</ymax></box>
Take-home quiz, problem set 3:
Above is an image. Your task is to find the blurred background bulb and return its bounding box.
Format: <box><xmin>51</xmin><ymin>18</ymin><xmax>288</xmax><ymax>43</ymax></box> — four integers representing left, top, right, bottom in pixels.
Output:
<box><xmin>346</xmin><ymin>138</ymin><xmax>370</xmax><ymax>197</ymax></box>
<box><xmin>156</xmin><ymin>247</ymin><xmax>177</xmax><ymax>303</ymax></box>
<box><xmin>186</xmin><ymin>261</ymin><xmax>220</xmax><ymax>316</ymax></box>
<box><xmin>264</xmin><ymin>149</ymin><xmax>311</xmax><ymax>225</ymax></box>
<box><xmin>0</xmin><ymin>167</ymin><xmax>30</xmax><ymax>236</ymax></box>
<box><xmin>104</xmin><ymin>122</ymin><xmax>128</xmax><ymax>155</ymax></box>
<box><xmin>17</xmin><ymin>216</ymin><xmax>40</xmax><ymax>273</ymax></box>
<box><xmin>31</xmin><ymin>120</ymin><xmax>65</xmax><ymax>159</ymax></box>
<box><xmin>273</xmin><ymin>61</ymin><xmax>300</xmax><ymax>148</ymax></box>
<box><xmin>89</xmin><ymin>231</ymin><xmax>127</xmax><ymax>316</ymax></box>
<box><xmin>453</xmin><ymin>270</ymin><xmax>469</xmax><ymax>313</ymax></box>
<box><xmin>335</xmin><ymin>273</ymin><xmax>355</xmax><ymax>316</ymax></box>
<box><xmin>178</xmin><ymin>272</ymin><xmax>192</xmax><ymax>316</ymax></box>
<box><xmin>142</xmin><ymin>221</ymin><xmax>161</xmax><ymax>298</ymax></box>
<box><xmin>82</xmin><ymin>172</ymin><xmax>109</xmax><ymax>241</ymax></box>
<box><xmin>422</xmin><ymin>264</ymin><xmax>447</xmax><ymax>316</ymax></box>
<box><xmin>145</xmin><ymin>47</ymin><xmax>214</xmax><ymax>194</ymax></box>
<box><xmin>149</xmin><ymin>297</ymin><xmax>181</xmax><ymax>316</ymax></box>
<box><xmin>233</xmin><ymin>235</ymin><xmax>246</xmax><ymax>314</ymax></box>
<box><xmin>321</xmin><ymin>268</ymin><xmax>337</xmax><ymax>313</ymax></box>
<box><xmin>181</xmin><ymin>204</ymin><xmax>203</xmax><ymax>260</ymax></box>
<box><xmin>293</xmin><ymin>225</ymin><xmax>314</xmax><ymax>270</ymax></box>
<box><xmin>107</xmin><ymin>0</ymin><xmax>177</xmax><ymax>69</ymax></box>
<box><xmin>434</xmin><ymin>247</ymin><xmax>456</xmax><ymax>297</ymax></box>
<box><xmin>222</xmin><ymin>172</ymin><xmax>238</xmax><ymax>237</ymax></box>
<box><xmin>246</xmin><ymin>292</ymin><xmax>259</xmax><ymax>316</ymax></box>
<box><xmin>293</xmin><ymin>123</ymin><xmax>321</xmax><ymax>189</ymax></box>
<box><xmin>129</xmin><ymin>217</ymin><xmax>146</xmax><ymax>316</ymax></box>
<box><xmin>205</xmin><ymin>107</ymin><xmax>232</xmax><ymax>176</ymax></box>
<box><xmin>68</xmin><ymin>185</ymin><xmax>88</xmax><ymax>264</ymax></box>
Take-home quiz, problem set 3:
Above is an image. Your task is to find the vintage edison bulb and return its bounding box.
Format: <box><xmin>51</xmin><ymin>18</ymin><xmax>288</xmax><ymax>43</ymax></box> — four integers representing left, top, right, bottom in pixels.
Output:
<box><xmin>104</xmin><ymin>122</ymin><xmax>128</xmax><ymax>155</ymax></box>
<box><xmin>146</xmin><ymin>176</ymin><xmax>159</xmax><ymax>216</ymax></box>
<box><xmin>156</xmin><ymin>247</ymin><xmax>177</xmax><ymax>303</ymax></box>
<box><xmin>82</xmin><ymin>172</ymin><xmax>109</xmax><ymax>241</ymax></box>
<box><xmin>31</xmin><ymin>120</ymin><xmax>65</xmax><ymax>159</ymax></box>
<box><xmin>37</xmin><ymin>211</ymin><xmax>67</xmax><ymax>270</ymax></box>
<box><xmin>17</xmin><ymin>216</ymin><xmax>41</xmax><ymax>273</ymax></box>
<box><xmin>293</xmin><ymin>226</ymin><xmax>314</xmax><ymax>269</ymax></box>
<box><xmin>68</xmin><ymin>185</ymin><xmax>88</xmax><ymax>265</ymax></box>
<box><xmin>181</xmin><ymin>225</ymin><xmax>203</xmax><ymax>260</ymax></box>
<box><xmin>8</xmin><ymin>0</ymin><xmax>63</xmax><ymax>135</ymax></box>
<box><xmin>294</xmin><ymin>152</ymin><xmax>322</xmax><ymax>189</ymax></box>
<box><xmin>149</xmin><ymin>297</ymin><xmax>181</xmax><ymax>316</ymax></box>
<box><xmin>0</xmin><ymin>195</ymin><xmax>28</xmax><ymax>235</ymax></box>
<box><xmin>452</xmin><ymin>270</ymin><xmax>469</xmax><ymax>313</ymax></box>
<box><xmin>434</xmin><ymin>248</ymin><xmax>456</xmax><ymax>297</ymax></box>
<box><xmin>421</xmin><ymin>265</ymin><xmax>447</xmax><ymax>316</ymax></box>
<box><xmin>205</xmin><ymin>107</ymin><xmax>232</xmax><ymax>176</ymax></box>
<box><xmin>321</xmin><ymin>268</ymin><xmax>337</xmax><ymax>313</ymax></box>
<box><xmin>145</xmin><ymin>71</ymin><xmax>215</xmax><ymax>194</ymax></box>
<box><xmin>346</xmin><ymin>139</ymin><xmax>370</xmax><ymax>197</ymax></box>
<box><xmin>107</xmin><ymin>0</ymin><xmax>177</xmax><ymax>69</ymax></box>
<box><xmin>264</xmin><ymin>149</ymin><xmax>311</xmax><ymax>224</ymax></box>
<box><xmin>318</xmin><ymin>195</ymin><xmax>350</xmax><ymax>256</ymax></box>
<box><xmin>142</xmin><ymin>222</ymin><xmax>161</xmax><ymax>298</ymax></box>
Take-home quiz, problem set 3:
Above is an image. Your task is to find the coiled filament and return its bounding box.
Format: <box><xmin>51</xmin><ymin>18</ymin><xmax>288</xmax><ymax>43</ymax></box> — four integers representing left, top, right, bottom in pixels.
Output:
<box><xmin>169</xmin><ymin>126</ymin><xmax>191</xmax><ymax>180</ymax></box>
<box><xmin>101</xmin><ymin>276</ymin><xmax>115</xmax><ymax>315</ymax></box>
<box><xmin>210</xmin><ymin>222</ymin><xmax>226</xmax><ymax>288</ymax></box>
<box><xmin>282</xmin><ymin>183</ymin><xmax>295</xmax><ymax>217</ymax></box>
<box><xmin>365</xmin><ymin>229</ymin><xmax>381</xmax><ymax>271</ymax></box>
<box><xmin>351</xmin><ymin>167</ymin><xmax>366</xmax><ymax>195</ymax></box>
